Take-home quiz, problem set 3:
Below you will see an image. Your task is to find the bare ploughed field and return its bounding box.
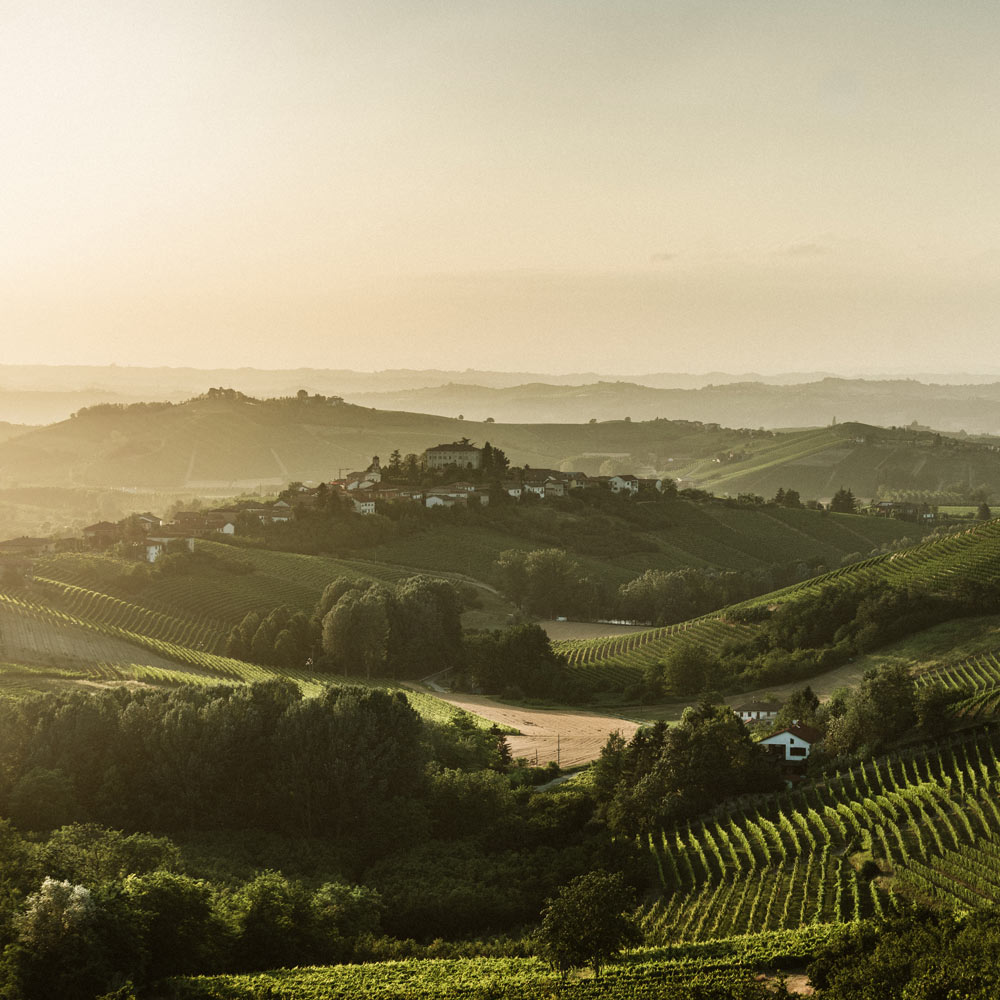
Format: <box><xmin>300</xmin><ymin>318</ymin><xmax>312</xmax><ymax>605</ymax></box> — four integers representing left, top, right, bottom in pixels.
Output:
<box><xmin>411</xmin><ymin>686</ymin><xmax>639</xmax><ymax>768</ymax></box>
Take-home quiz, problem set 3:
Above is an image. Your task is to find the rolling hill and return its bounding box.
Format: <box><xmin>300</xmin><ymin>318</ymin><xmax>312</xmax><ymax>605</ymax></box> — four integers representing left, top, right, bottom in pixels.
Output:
<box><xmin>0</xmin><ymin>391</ymin><xmax>768</xmax><ymax>489</ymax></box>
<box><xmin>678</xmin><ymin>421</ymin><xmax>1000</xmax><ymax>501</ymax></box>
<box><xmin>5</xmin><ymin>390</ymin><xmax>1000</xmax><ymax>509</ymax></box>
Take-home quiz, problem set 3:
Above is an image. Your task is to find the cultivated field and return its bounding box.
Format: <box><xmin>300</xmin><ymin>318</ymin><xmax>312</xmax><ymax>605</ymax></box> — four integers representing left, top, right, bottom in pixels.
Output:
<box><xmin>0</xmin><ymin>602</ymin><xmax>187</xmax><ymax>675</ymax></box>
<box><xmin>640</xmin><ymin>727</ymin><xmax>1000</xmax><ymax>942</ymax></box>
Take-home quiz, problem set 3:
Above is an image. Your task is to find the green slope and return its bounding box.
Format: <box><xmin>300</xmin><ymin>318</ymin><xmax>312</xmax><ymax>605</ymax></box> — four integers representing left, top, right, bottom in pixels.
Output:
<box><xmin>555</xmin><ymin>518</ymin><xmax>1000</xmax><ymax>683</ymax></box>
<box><xmin>366</xmin><ymin>500</ymin><xmax>926</xmax><ymax>591</ymax></box>
<box><xmin>681</xmin><ymin>421</ymin><xmax>1000</xmax><ymax>501</ymax></box>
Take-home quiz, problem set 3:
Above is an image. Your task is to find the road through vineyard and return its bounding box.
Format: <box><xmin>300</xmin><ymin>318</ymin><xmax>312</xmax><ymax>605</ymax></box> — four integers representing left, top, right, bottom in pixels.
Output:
<box><xmin>405</xmin><ymin>684</ymin><xmax>639</xmax><ymax>767</ymax></box>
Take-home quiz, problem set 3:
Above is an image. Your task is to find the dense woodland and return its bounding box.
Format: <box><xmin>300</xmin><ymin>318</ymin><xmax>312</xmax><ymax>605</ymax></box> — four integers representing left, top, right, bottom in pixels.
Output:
<box><xmin>0</xmin><ymin>681</ymin><xmax>637</xmax><ymax>997</ymax></box>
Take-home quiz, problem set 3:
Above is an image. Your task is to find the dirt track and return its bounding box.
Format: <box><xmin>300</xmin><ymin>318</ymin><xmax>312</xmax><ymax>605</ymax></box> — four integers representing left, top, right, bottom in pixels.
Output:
<box><xmin>406</xmin><ymin>685</ymin><xmax>639</xmax><ymax>768</ymax></box>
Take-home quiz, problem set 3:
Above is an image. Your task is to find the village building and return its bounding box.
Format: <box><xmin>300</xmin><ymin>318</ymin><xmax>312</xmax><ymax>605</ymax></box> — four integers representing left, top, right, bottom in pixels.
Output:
<box><xmin>143</xmin><ymin>534</ymin><xmax>196</xmax><ymax>563</ymax></box>
<box><xmin>424</xmin><ymin>442</ymin><xmax>482</xmax><ymax>470</ymax></box>
<box><xmin>609</xmin><ymin>474</ymin><xmax>640</xmax><ymax>496</ymax></box>
<box><xmin>83</xmin><ymin>521</ymin><xmax>122</xmax><ymax>547</ymax></box>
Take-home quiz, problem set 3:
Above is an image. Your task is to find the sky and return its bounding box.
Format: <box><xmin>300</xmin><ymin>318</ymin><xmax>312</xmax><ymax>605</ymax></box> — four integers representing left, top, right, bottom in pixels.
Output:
<box><xmin>3</xmin><ymin>1</ymin><xmax>1000</xmax><ymax>375</ymax></box>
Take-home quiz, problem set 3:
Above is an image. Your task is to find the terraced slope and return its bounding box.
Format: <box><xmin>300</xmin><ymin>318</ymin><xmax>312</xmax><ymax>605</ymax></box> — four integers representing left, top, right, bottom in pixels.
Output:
<box><xmin>555</xmin><ymin>519</ymin><xmax>1000</xmax><ymax>682</ymax></box>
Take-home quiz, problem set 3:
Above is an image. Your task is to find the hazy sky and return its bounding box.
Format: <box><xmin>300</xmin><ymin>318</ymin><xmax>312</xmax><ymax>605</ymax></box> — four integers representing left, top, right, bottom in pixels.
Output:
<box><xmin>4</xmin><ymin>1</ymin><xmax>1000</xmax><ymax>374</ymax></box>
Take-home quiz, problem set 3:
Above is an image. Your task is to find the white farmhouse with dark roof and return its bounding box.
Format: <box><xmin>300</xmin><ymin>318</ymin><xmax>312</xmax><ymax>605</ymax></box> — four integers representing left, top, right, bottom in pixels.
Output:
<box><xmin>759</xmin><ymin>724</ymin><xmax>823</xmax><ymax>761</ymax></box>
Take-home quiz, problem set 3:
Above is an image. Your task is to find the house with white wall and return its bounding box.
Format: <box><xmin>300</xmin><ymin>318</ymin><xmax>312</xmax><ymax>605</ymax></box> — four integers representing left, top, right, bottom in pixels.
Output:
<box><xmin>758</xmin><ymin>724</ymin><xmax>822</xmax><ymax>761</ymax></box>
<box><xmin>734</xmin><ymin>700</ymin><xmax>782</xmax><ymax>723</ymax></box>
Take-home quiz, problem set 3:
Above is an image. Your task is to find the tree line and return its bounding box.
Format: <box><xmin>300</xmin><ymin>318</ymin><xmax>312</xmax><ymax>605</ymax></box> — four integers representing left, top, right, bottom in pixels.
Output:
<box><xmin>225</xmin><ymin>575</ymin><xmax>465</xmax><ymax>680</ymax></box>
<box><xmin>640</xmin><ymin>575</ymin><xmax>1000</xmax><ymax>698</ymax></box>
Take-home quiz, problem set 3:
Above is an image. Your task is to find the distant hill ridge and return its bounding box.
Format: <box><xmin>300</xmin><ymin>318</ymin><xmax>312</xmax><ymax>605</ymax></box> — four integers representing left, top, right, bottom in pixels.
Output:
<box><xmin>3</xmin><ymin>388</ymin><xmax>1000</xmax><ymax>505</ymax></box>
<box><xmin>0</xmin><ymin>390</ymin><xmax>769</xmax><ymax>489</ymax></box>
<box><xmin>5</xmin><ymin>364</ymin><xmax>1000</xmax><ymax>430</ymax></box>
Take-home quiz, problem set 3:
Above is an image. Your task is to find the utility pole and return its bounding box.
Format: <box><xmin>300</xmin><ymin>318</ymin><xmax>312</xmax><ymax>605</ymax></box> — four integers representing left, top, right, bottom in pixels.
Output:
<box><xmin>556</xmin><ymin>733</ymin><xmax>560</xmax><ymax>768</ymax></box>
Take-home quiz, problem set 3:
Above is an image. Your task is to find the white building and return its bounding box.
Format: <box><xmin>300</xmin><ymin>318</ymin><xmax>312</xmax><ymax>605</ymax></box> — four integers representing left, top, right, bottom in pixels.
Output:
<box><xmin>734</xmin><ymin>701</ymin><xmax>782</xmax><ymax>723</ymax></box>
<box><xmin>758</xmin><ymin>724</ymin><xmax>822</xmax><ymax>761</ymax></box>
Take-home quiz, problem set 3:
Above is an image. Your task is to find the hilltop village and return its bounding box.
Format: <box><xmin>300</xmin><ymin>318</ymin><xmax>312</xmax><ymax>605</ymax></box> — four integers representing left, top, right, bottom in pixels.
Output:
<box><xmin>0</xmin><ymin>440</ymin><xmax>672</xmax><ymax>567</ymax></box>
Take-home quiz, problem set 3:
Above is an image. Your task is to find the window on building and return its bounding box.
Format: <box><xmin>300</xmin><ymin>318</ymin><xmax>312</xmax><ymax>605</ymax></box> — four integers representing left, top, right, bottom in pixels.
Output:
<box><xmin>789</xmin><ymin>747</ymin><xmax>807</xmax><ymax>757</ymax></box>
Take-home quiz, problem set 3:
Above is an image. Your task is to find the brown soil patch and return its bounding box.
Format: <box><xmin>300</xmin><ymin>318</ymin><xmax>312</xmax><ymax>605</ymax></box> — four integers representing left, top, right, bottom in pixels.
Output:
<box><xmin>540</xmin><ymin>620</ymin><xmax>651</xmax><ymax>641</ymax></box>
<box><xmin>405</xmin><ymin>685</ymin><xmax>639</xmax><ymax>767</ymax></box>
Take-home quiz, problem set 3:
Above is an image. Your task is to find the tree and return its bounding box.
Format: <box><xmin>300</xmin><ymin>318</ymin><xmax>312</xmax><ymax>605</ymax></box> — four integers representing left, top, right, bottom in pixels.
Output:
<box><xmin>597</xmin><ymin>703</ymin><xmax>782</xmax><ymax>834</ymax></box>
<box><xmin>227</xmin><ymin>871</ymin><xmax>314</xmax><ymax>972</ymax></box>
<box><xmin>775</xmin><ymin>685</ymin><xmax>820</xmax><ymax>729</ymax></box>
<box><xmin>824</xmin><ymin>662</ymin><xmax>917</xmax><ymax>756</ymax></box>
<box><xmin>830</xmin><ymin>487</ymin><xmax>858</xmax><ymax>514</ymax></box>
<box><xmin>978</xmin><ymin>501</ymin><xmax>992</xmax><ymax>521</ymax></box>
<box><xmin>523</xmin><ymin>548</ymin><xmax>583</xmax><ymax>618</ymax></box>
<box><xmin>536</xmin><ymin>871</ymin><xmax>639</xmax><ymax>977</ymax></box>
<box><xmin>494</xmin><ymin>549</ymin><xmax>529</xmax><ymax>607</ymax></box>
<box><xmin>655</xmin><ymin>643</ymin><xmax>722</xmax><ymax>696</ymax></box>
<box><xmin>121</xmin><ymin>871</ymin><xmax>219</xmax><ymax>980</ymax></box>
<box><xmin>321</xmin><ymin>589</ymin><xmax>391</xmax><ymax>679</ymax></box>
<box><xmin>7</xmin><ymin>878</ymin><xmax>107</xmax><ymax>1000</ymax></box>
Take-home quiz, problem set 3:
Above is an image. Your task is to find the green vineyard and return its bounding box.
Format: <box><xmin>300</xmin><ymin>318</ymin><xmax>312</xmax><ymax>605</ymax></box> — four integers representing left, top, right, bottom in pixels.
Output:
<box><xmin>915</xmin><ymin>647</ymin><xmax>1000</xmax><ymax>720</ymax></box>
<box><xmin>168</xmin><ymin>940</ymin><xmax>826</xmax><ymax>1000</ymax></box>
<box><xmin>639</xmin><ymin>726</ymin><xmax>1000</xmax><ymax>944</ymax></box>
<box><xmin>553</xmin><ymin>519</ymin><xmax>1000</xmax><ymax>679</ymax></box>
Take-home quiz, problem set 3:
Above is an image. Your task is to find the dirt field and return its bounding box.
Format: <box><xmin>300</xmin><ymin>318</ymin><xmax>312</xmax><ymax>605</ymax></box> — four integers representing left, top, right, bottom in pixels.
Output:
<box><xmin>540</xmin><ymin>620</ymin><xmax>650</xmax><ymax>642</ymax></box>
<box><xmin>407</xmin><ymin>684</ymin><xmax>639</xmax><ymax>768</ymax></box>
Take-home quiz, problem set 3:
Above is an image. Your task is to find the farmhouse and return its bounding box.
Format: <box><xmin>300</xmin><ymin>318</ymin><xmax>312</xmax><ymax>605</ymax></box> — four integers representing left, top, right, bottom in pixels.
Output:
<box><xmin>734</xmin><ymin>700</ymin><xmax>781</xmax><ymax>723</ymax></box>
<box><xmin>144</xmin><ymin>534</ymin><xmax>196</xmax><ymax>563</ymax></box>
<box><xmin>759</xmin><ymin>723</ymin><xmax>823</xmax><ymax>761</ymax></box>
